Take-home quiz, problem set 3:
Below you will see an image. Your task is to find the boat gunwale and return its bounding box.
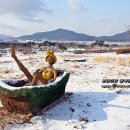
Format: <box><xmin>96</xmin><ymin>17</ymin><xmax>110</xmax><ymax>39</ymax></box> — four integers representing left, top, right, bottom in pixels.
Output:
<box><xmin>0</xmin><ymin>71</ymin><xmax>69</xmax><ymax>91</ymax></box>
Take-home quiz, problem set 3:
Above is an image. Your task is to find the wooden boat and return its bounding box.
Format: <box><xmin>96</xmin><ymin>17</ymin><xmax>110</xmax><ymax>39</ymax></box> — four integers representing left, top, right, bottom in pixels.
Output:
<box><xmin>0</xmin><ymin>70</ymin><xmax>70</xmax><ymax>114</ymax></box>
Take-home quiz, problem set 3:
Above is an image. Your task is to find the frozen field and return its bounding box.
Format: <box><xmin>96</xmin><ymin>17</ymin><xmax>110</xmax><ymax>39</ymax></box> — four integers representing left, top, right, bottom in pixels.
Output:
<box><xmin>0</xmin><ymin>52</ymin><xmax>130</xmax><ymax>130</ymax></box>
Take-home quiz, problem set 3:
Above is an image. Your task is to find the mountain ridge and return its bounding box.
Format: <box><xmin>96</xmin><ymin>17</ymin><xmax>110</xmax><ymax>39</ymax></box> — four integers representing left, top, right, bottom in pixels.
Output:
<box><xmin>0</xmin><ymin>34</ymin><xmax>14</xmax><ymax>40</ymax></box>
<box><xmin>17</xmin><ymin>29</ymin><xmax>130</xmax><ymax>42</ymax></box>
<box><xmin>1</xmin><ymin>29</ymin><xmax>130</xmax><ymax>42</ymax></box>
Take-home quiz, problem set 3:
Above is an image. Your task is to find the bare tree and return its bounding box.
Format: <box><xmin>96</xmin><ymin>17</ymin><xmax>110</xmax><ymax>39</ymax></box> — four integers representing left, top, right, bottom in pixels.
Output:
<box><xmin>126</xmin><ymin>25</ymin><xmax>130</xmax><ymax>35</ymax></box>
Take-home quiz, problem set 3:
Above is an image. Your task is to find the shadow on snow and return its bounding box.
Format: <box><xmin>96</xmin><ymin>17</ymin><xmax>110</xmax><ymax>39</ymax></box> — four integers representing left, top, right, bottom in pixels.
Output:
<box><xmin>43</xmin><ymin>91</ymin><xmax>130</xmax><ymax>122</ymax></box>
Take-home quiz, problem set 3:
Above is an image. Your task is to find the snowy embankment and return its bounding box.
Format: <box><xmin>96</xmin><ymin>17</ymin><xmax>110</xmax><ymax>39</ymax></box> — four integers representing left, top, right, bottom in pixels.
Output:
<box><xmin>0</xmin><ymin>52</ymin><xmax>130</xmax><ymax>130</ymax></box>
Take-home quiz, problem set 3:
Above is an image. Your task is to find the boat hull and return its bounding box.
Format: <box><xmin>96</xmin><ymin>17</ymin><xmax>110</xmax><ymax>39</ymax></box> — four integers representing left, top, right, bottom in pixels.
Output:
<box><xmin>0</xmin><ymin>71</ymin><xmax>70</xmax><ymax>114</ymax></box>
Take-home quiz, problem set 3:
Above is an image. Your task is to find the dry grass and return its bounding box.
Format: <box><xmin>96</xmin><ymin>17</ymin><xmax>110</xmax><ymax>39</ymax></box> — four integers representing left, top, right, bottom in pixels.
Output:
<box><xmin>116</xmin><ymin>48</ymin><xmax>130</xmax><ymax>54</ymax></box>
<box><xmin>93</xmin><ymin>56</ymin><xmax>130</xmax><ymax>66</ymax></box>
<box><xmin>93</xmin><ymin>57</ymin><xmax>116</xmax><ymax>63</ymax></box>
<box><xmin>117</xmin><ymin>57</ymin><xmax>130</xmax><ymax>66</ymax></box>
<box><xmin>118</xmin><ymin>71</ymin><xmax>128</xmax><ymax>76</ymax></box>
<box><xmin>0</xmin><ymin>68</ymin><xmax>12</xmax><ymax>74</ymax></box>
<box><xmin>0</xmin><ymin>108</ymin><xmax>32</xmax><ymax>130</ymax></box>
<box><xmin>73</xmin><ymin>48</ymin><xmax>130</xmax><ymax>55</ymax></box>
<box><xmin>73</xmin><ymin>50</ymin><xmax>110</xmax><ymax>54</ymax></box>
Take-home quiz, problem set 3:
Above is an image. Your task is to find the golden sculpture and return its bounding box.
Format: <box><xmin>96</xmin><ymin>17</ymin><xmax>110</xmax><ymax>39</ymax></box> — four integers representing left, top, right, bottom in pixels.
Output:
<box><xmin>10</xmin><ymin>46</ymin><xmax>57</xmax><ymax>86</ymax></box>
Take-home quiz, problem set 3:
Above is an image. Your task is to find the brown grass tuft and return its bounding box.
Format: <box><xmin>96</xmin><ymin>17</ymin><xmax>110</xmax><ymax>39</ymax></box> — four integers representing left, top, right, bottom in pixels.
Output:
<box><xmin>116</xmin><ymin>48</ymin><xmax>130</xmax><ymax>54</ymax></box>
<box><xmin>93</xmin><ymin>57</ymin><xmax>116</xmax><ymax>63</ymax></box>
<box><xmin>0</xmin><ymin>68</ymin><xmax>12</xmax><ymax>74</ymax></box>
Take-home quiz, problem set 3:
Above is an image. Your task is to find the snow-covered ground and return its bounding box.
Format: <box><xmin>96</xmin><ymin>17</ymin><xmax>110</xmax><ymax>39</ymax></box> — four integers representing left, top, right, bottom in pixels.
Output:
<box><xmin>1</xmin><ymin>51</ymin><xmax>130</xmax><ymax>130</ymax></box>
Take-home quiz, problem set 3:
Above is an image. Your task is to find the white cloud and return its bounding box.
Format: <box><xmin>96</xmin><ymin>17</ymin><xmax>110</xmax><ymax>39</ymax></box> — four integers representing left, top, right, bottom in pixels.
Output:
<box><xmin>68</xmin><ymin>0</ymin><xmax>87</xmax><ymax>11</ymax></box>
<box><xmin>0</xmin><ymin>0</ymin><xmax>53</xmax><ymax>22</ymax></box>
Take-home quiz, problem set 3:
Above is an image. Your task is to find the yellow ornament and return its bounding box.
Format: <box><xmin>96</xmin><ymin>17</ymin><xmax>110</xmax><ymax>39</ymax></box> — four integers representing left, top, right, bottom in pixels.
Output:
<box><xmin>45</xmin><ymin>49</ymin><xmax>57</xmax><ymax>63</ymax></box>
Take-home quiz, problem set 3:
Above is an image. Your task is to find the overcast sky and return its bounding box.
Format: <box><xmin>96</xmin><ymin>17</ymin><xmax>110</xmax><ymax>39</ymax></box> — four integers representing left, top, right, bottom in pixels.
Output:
<box><xmin>0</xmin><ymin>0</ymin><xmax>130</xmax><ymax>36</ymax></box>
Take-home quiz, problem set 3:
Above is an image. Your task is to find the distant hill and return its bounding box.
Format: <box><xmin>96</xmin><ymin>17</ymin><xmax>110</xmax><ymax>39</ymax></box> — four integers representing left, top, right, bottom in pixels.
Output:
<box><xmin>17</xmin><ymin>29</ymin><xmax>96</xmax><ymax>41</ymax></box>
<box><xmin>0</xmin><ymin>34</ymin><xmax>14</xmax><ymax>40</ymax></box>
<box><xmin>98</xmin><ymin>32</ymin><xmax>130</xmax><ymax>42</ymax></box>
<box><xmin>15</xmin><ymin>29</ymin><xmax>130</xmax><ymax>42</ymax></box>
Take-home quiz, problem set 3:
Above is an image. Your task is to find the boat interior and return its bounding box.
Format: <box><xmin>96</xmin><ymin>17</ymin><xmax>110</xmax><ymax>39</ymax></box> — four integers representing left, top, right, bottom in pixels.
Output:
<box><xmin>1</xmin><ymin>70</ymin><xmax>64</xmax><ymax>87</ymax></box>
